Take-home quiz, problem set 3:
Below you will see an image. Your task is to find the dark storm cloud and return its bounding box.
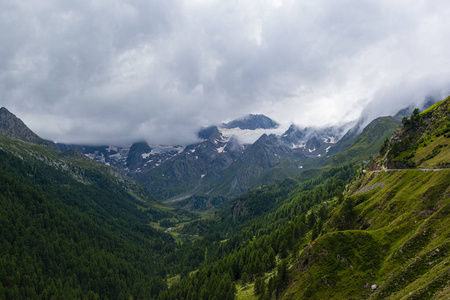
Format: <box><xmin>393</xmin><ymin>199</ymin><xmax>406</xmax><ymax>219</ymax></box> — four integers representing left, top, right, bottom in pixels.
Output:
<box><xmin>1</xmin><ymin>0</ymin><xmax>450</xmax><ymax>145</ymax></box>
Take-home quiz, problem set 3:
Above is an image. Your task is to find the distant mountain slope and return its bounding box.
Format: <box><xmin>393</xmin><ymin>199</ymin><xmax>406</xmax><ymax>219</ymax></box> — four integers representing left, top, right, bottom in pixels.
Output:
<box><xmin>50</xmin><ymin>113</ymin><xmax>400</xmax><ymax>204</ymax></box>
<box><xmin>210</xmin><ymin>133</ymin><xmax>306</xmax><ymax>196</ymax></box>
<box><xmin>139</xmin><ymin>128</ymin><xmax>244</xmax><ymax>199</ymax></box>
<box><xmin>280</xmin><ymin>123</ymin><xmax>355</xmax><ymax>158</ymax></box>
<box><xmin>138</xmin><ymin>120</ymin><xmax>382</xmax><ymax>201</ymax></box>
<box><xmin>44</xmin><ymin>105</ymin><xmax>419</xmax><ymax>207</ymax></box>
<box><xmin>330</xmin><ymin>116</ymin><xmax>399</xmax><ymax>166</ymax></box>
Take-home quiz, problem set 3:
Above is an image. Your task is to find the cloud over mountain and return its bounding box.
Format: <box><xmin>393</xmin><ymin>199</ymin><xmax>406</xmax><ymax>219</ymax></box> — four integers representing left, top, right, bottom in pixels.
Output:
<box><xmin>1</xmin><ymin>0</ymin><xmax>450</xmax><ymax>145</ymax></box>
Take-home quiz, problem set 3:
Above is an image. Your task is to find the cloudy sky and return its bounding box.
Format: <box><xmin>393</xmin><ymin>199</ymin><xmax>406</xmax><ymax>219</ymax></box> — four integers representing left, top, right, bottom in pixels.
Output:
<box><xmin>1</xmin><ymin>0</ymin><xmax>450</xmax><ymax>145</ymax></box>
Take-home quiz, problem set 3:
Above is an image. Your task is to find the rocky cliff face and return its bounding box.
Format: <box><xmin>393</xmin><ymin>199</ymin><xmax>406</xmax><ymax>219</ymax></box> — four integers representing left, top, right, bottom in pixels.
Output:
<box><xmin>0</xmin><ymin>107</ymin><xmax>48</xmax><ymax>145</ymax></box>
<box><xmin>126</xmin><ymin>142</ymin><xmax>152</xmax><ymax>170</ymax></box>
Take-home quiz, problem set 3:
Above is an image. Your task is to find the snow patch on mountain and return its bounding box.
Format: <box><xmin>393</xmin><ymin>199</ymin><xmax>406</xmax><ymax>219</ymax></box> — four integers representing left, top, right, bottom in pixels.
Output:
<box><xmin>292</xmin><ymin>142</ymin><xmax>306</xmax><ymax>149</ymax></box>
<box><xmin>142</xmin><ymin>152</ymin><xmax>152</xmax><ymax>159</ymax></box>
<box><xmin>217</xmin><ymin>145</ymin><xmax>227</xmax><ymax>153</ymax></box>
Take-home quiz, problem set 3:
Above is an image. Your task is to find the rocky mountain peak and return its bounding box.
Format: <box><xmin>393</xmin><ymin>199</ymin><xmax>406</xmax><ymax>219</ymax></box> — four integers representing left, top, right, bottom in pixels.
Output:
<box><xmin>281</xmin><ymin>124</ymin><xmax>306</xmax><ymax>145</ymax></box>
<box><xmin>222</xmin><ymin>114</ymin><xmax>279</xmax><ymax>130</ymax></box>
<box><xmin>197</xmin><ymin>126</ymin><xmax>221</xmax><ymax>140</ymax></box>
<box><xmin>126</xmin><ymin>142</ymin><xmax>152</xmax><ymax>169</ymax></box>
<box><xmin>0</xmin><ymin>107</ymin><xmax>46</xmax><ymax>144</ymax></box>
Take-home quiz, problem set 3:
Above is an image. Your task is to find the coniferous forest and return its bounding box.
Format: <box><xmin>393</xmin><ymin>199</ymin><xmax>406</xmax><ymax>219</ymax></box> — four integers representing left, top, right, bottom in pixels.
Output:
<box><xmin>0</xmin><ymin>97</ymin><xmax>449</xmax><ymax>299</ymax></box>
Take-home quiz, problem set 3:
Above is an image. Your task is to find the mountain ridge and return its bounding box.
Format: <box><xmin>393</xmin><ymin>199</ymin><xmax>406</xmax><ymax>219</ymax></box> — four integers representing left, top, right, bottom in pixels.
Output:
<box><xmin>0</xmin><ymin>103</ymin><xmax>432</xmax><ymax>206</ymax></box>
<box><xmin>0</xmin><ymin>107</ymin><xmax>53</xmax><ymax>148</ymax></box>
<box><xmin>222</xmin><ymin>114</ymin><xmax>280</xmax><ymax>130</ymax></box>
<box><xmin>32</xmin><ymin>109</ymin><xmax>409</xmax><ymax>203</ymax></box>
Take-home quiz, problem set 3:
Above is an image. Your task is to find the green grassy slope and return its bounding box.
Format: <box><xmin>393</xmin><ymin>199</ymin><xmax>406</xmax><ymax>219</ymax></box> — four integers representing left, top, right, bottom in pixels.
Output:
<box><xmin>283</xmin><ymin>169</ymin><xmax>449</xmax><ymax>299</ymax></box>
<box><xmin>282</xmin><ymin>97</ymin><xmax>450</xmax><ymax>299</ymax></box>
<box><xmin>330</xmin><ymin>116</ymin><xmax>399</xmax><ymax>166</ymax></box>
<box><xmin>370</xmin><ymin>96</ymin><xmax>450</xmax><ymax>170</ymax></box>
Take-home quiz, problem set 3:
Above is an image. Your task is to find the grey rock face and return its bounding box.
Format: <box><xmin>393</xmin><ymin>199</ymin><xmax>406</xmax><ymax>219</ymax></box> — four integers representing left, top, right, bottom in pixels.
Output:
<box><xmin>127</xmin><ymin>142</ymin><xmax>152</xmax><ymax>169</ymax></box>
<box><xmin>222</xmin><ymin>114</ymin><xmax>279</xmax><ymax>130</ymax></box>
<box><xmin>0</xmin><ymin>107</ymin><xmax>45</xmax><ymax>144</ymax></box>
<box><xmin>0</xmin><ymin>107</ymin><xmax>54</xmax><ymax>149</ymax></box>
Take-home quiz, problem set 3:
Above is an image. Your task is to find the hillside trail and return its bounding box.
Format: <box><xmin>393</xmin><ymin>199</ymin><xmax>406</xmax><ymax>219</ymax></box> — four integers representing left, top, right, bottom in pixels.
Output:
<box><xmin>364</xmin><ymin>168</ymin><xmax>447</xmax><ymax>173</ymax></box>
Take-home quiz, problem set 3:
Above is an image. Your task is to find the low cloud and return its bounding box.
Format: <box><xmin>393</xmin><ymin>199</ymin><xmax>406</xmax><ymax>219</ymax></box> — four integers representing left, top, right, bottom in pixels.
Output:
<box><xmin>1</xmin><ymin>0</ymin><xmax>450</xmax><ymax>145</ymax></box>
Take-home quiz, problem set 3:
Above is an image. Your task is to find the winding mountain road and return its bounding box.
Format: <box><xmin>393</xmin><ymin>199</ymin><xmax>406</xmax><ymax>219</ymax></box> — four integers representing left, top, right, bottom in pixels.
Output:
<box><xmin>364</xmin><ymin>168</ymin><xmax>447</xmax><ymax>173</ymax></box>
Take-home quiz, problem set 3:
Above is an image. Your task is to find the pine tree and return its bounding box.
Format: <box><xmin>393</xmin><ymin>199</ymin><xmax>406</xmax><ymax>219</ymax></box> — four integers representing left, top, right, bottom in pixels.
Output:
<box><xmin>254</xmin><ymin>276</ymin><xmax>265</xmax><ymax>295</ymax></box>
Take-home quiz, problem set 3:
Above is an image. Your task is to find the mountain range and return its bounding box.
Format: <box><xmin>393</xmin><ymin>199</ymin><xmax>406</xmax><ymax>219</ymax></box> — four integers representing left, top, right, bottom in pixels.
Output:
<box><xmin>48</xmin><ymin>104</ymin><xmax>428</xmax><ymax>207</ymax></box>
<box><xmin>0</xmin><ymin>95</ymin><xmax>448</xmax><ymax>299</ymax></box>
<box><xmin>0</xmin><ymin>99</ymin><xmax>437</xmax><ymax>207</ymax></box>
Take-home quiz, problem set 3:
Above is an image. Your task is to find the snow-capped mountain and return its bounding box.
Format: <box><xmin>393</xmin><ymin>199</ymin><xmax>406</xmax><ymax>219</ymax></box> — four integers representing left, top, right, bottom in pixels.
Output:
<box><xmin>52</xmin><ymin>142</ymin><xmax>184</xmax><ymax>177</ymax></box>
<box><xmin>280</xmin><ymin>122</ymin><xmax>355</xmax><ymax>157</ymax></box>
<box><xmin>49</xmin><ymin>111</ymin><xmax>407</xmax><ymax>203</ymax></box>
<box><xmin>0</xmin><ymin>100</ymin><xmax>437</xmax><ymax>210</ymax></box>
<box><xmin>52</xmin><ymin>114</ymin><xmax>356</xmax><ymax>200</ymax></box>
<box><xmin>199</xmin><ymin>114</ymin><xmax>284</xmax><ymax>145</ymax></box>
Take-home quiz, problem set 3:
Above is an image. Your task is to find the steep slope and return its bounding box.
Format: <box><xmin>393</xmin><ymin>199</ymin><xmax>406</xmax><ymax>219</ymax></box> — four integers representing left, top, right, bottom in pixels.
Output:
<box><xmin>0</xmin><ymin>107</ymin><xmax>53</xmax><ymax>148</ymax></box>
<box><xmin>330</xmin><ymin>116</ymin><xmax>399</xmax><ymax>166</ymax></box>
<box><xmin>283</xmin><ymin>169</ymin><xmax>449</xmax><ymax>299</ymax></box>
<box><xmin>280</xmin><ymin>123</ymin><xmax>350</xmax><ymax>157</ymax></box>
<box><xmin>139</xmin><ymin>127</ymin><xmax>245</xmax><ymax>199</ymax></box>
<box><xmin>369</xmin><ymin>96</ymin><xmax>450</xmax><ymax>170</ymax></box>
<box><xmin>210</xmin><ymin>133</ymin><xmax>306</xmax><ymax>196</ymax></box>
<box><xmin>280</xmin><ymin>97</ymin><xmax>450</xmax><ymax>299</ymax></box>
<box><xmin>0</xmin><ymin>123</ymin><xmax>196</xmax><ymax>298</ymax></box>
<box><xmin>51</xmin><ymin>142</ymin><xmax>184</xmax><ymax>177</ymax></box>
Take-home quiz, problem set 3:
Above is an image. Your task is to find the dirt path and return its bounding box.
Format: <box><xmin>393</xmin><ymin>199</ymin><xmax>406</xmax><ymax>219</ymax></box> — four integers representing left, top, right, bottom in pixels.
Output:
<box><xmin>364</xmin><ymin>168</ymin><xmax>447</xmax><ymax>173</ymax></box>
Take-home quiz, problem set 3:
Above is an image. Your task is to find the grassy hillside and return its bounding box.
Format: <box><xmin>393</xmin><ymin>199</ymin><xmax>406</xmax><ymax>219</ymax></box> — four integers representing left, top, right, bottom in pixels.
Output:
<box><xmin>283</xmin><ymin>169</ymin><xmax>449</xmax><ymax>299</ymax></box>
<box><xmin>370</xmin><ymin>96</ymin><xmax>450</xmax><ymax>170</ymax></box>
<box><xmin>330</xmin><ymin>116</ymin><xmax>399</xmax><ymax>166</ymax></box>
<box><xmin>281</xmin><ymin>97</ymin><xmax>450</xmax><ymax>299</ymax></box>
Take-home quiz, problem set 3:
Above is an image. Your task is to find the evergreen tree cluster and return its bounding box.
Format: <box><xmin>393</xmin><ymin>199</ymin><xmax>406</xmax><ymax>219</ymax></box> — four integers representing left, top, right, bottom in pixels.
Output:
<box><xmin>163</xmin><ymin>165</ymin><xmax>356</xmax><ymax>299</ymax></box>
<box><xmin>0</xmin><ymin>149</ymin><xmax>171</xmax><ymax>299</ymax></box>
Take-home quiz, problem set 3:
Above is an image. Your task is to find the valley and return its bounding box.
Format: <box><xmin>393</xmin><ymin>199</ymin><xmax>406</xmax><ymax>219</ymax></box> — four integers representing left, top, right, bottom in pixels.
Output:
<box><xmin>0</xmin><ymin>96</ymin><xmax>448</xmax><ymax>299</ymax></box>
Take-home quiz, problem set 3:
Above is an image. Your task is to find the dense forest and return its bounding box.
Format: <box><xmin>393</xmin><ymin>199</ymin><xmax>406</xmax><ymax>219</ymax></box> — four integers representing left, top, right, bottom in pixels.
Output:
<box><xmin>0</xmin><ymin>147</ymin><xmax>171</xmax><ymax>298</ymax></box>
<box><xmin>0</xmin><ymin>97</ymin><xmax>449</xmax><ymax>299</ymax></box>
<box><xmin>160</xmin><ymin>165</ymin><xmax>357</xmax><ymax>299</ymax></box>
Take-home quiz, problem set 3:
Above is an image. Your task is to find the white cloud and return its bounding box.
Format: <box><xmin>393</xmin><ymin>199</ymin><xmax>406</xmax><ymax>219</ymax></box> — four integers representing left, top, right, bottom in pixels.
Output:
<box><xmin>1</xmin><ymin>0</ymin><xmax>450</xmax><ymax>145</ymax></box>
